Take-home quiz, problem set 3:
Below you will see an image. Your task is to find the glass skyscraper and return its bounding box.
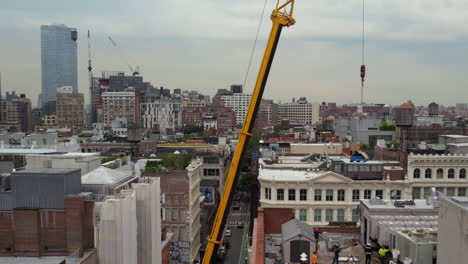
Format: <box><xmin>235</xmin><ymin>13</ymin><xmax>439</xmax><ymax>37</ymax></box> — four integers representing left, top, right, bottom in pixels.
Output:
<box><xmin>40</xmin><ymin>24</ymin><xmax>78</xmax><ymax>110</ymax></box>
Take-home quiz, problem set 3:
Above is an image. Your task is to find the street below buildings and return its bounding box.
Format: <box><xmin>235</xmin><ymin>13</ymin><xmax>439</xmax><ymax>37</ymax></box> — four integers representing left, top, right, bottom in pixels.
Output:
<box><xmin>220</xmin><ymin>197</ymin><xmax>250</xmax><ymax>264</ymax></box>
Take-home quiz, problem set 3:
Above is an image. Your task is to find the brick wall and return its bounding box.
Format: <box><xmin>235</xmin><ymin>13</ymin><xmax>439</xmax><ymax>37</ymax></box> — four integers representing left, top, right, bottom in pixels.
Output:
<box><xmin>65</xmin><ymin>196</ymin><xmax>84</xmax><ymax>256</ymax></box>
<box><xmin>263</xmin><ymin>208</ymin><xmax>293</xmax><ymax>234</ymax></box>
<box><xmin>0</xmin><ymin>212</ymin><xmax>13</xmax><ymax>251</ymax></box>
<box><xmin>40</xmin><ymin>211</ymin><xmax>66</xmax><ymax>251</ymax></box>
<box><xmin>14</xmin><ymin>209</ymin><xmax>40</xmax><ymax>256</ymax></box>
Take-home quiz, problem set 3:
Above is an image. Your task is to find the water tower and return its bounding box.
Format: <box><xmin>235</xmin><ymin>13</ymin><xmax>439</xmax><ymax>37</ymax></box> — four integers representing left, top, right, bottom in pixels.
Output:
<box><xmin>428</xmin><ymin>102</ymin><xmax>439</xmax><ymax>116</ymax></box>
<box><xmin>394</xmin><ymin>103</ymin><xmax>415</xmax><ymax>150</ymax></box>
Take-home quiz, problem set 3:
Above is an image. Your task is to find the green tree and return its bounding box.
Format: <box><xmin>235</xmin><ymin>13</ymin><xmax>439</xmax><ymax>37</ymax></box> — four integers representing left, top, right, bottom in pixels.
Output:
<box><xmin>360</xmin><ymin>143</ymin><xmax>369</xmax><ymax>150</ymax></box>
<box><xmin>162</xmin><ymin>154</ymin><xmax>176</xmax><ymax>168</ymax></box>
<box><xmin>379</xmin><ymin>122</ymin><xmax>396</xmax><ymax>131</ymax></box>
<box><xmin>237</xmin><ymin>172</ymin><xmax>252</xmax><ymax>192</ymax></box>
<box><xmin>175</xmin><ymin>153</ymin><xmax>193</xmax><ymax>169</ymax></box>
<box><xmin>183</xmin><ymin>125</ymin><xmax>203</xmax><ymax>135</ymax></box>
<box><xmin>273</xmin><ymin>124</ymin><xmax>282</xmax><ymax>136</ymax></box>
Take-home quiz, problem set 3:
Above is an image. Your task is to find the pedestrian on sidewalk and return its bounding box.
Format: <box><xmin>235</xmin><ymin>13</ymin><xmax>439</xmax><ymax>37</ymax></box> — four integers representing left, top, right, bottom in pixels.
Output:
<box><xmin>364</xmin><ymin>243</ymin><xmax>372</xmax><ymax>264</ymax></box>
<box><xmin>312</xmin><ymin>251</ymin><xmax>318</xmax><ymax>264</ymax></box>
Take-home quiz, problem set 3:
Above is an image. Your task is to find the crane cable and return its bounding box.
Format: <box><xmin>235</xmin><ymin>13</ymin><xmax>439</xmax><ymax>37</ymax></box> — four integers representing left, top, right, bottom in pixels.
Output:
<box><xmin>242</xmin><ymin>0</ymin><xmax>270</xmax><ymax>91</ymax></box>
<box><xmin>360</xmin><ymin>0</ymin><xmax>366</xmax><ymax>110</ymax></box>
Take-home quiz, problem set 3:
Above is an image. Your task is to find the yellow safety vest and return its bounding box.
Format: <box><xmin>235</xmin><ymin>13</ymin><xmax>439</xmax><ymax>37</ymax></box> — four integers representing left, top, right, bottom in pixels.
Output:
<box><xmin>379</xmin><ymin>248</ymin><xmax>389</xmax><ymax>257</ymax></box>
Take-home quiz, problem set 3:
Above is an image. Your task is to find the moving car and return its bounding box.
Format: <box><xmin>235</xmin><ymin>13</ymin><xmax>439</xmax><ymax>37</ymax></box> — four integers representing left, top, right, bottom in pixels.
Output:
<box><xmin>237</xmin><ymin>221</ymin><xmax>244</xmax><ymax>228</ymax></box>
<box><xmin>225</xmin><ymin>229</ymin><xmax>231</xmax><ymax>237</ymax></box>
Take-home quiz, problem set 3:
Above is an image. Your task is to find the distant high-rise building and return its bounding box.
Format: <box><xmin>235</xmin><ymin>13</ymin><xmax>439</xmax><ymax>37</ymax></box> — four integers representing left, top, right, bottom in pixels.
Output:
<box><xmin>1</xmin><ymin>92</ymin><xmax>32</xmax><ymax>132</ymax></box>
<box><xmin>278</xmin><ymin>97</ymin><xmax>320</xmax><ymax>125</ymax></box>
<box><xmin>220</xmin><ymin>93</ymin><xmax>252</xmax><ymax>125</ymax></box>
<box><xmin>40</xmin><ymin>24</ymin><xmax>78</xmax><ymax>110</ymax></box>
<box><xmin>56</xmin><ymin>87</ymin><xmax>84</xmax><ymax>130</ymax></box>
<box><xmin>456</xmin><ymin>103</ymin><xmax>467</xmax><ymax>110</ymax></box>
<box><xmin>230</xmin><ymin>84</ymin><xmax>243</xmax><ymax>94</ymax></box>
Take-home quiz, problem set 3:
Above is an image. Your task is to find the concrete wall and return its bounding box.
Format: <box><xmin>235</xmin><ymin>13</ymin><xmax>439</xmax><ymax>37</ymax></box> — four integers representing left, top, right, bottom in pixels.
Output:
<box><xmin>133</xmin><ymin>179</ymin><xmax>162</xmax><ymax>264</ymax></box>
<box><xmin>437</xmin><ymin>197</ymin><xmax>468</xmax><ymax>264</ymax></box>
<box><xmin>290</xmin><ymin>143</ymin><xmax>342</xmax><ymax>155</ymax></box>
<box><xmin>98</xmin><ymin>190</ymin><xmax>137</xmax><ymax>264</ymax></box>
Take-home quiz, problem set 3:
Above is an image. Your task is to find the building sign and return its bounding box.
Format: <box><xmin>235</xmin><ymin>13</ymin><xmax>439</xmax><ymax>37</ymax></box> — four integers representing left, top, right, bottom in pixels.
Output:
<box><xmin>200</xmin><ymin>187</ymin><xmax>215</xmax><ymax>205</ymax></box>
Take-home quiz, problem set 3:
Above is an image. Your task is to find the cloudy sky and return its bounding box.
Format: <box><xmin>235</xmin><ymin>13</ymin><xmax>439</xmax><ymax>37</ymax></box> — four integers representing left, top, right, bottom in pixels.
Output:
<box><xmin>0</xmin><ymin>0</ymin><xmax>467</xmax><ymax>107</ymax></box>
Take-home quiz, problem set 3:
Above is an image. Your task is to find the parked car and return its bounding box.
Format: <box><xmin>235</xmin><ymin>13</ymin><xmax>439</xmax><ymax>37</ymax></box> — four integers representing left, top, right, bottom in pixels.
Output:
<box><xmin>222</xmin><ymin>240</ymin><xmax>230</xmax><ymax>249</ymax></box>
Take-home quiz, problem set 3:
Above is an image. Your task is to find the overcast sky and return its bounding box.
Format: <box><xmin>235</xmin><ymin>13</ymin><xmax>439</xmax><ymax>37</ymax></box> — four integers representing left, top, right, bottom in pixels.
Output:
<box><xmin>0</xmin><ymin>0</ymin><xmax>467</xmax><ymax>107</ymax></box>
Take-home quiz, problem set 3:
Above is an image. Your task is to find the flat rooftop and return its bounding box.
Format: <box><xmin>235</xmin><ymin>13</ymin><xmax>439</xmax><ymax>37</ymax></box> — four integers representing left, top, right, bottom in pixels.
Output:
<box><xmin>259</xmin><ymin>156</ymin><xmax>327</xmax><ymax>169</ymax></box>
<box><xmin>361</xmin><ymin>199</ymin><xmax>437</xmax><ymax>210</ymax></box>
<box><xmin>448</xmin><ymin>196</ymin><xmax>468</xmax><ymax>211</ymax></box>
<box><xmin>13</xmin><ymin>168</ymin><xmax>80</xmax><ymax>174</ymax></box>
<box><xmin>258</xmin><ymin>168</ymin><xmax>327</xmax><ymax>181</ymax></box>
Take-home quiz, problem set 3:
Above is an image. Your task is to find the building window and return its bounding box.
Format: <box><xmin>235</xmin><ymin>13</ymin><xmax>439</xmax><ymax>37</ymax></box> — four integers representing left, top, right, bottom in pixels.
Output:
<box><xmin>299</xmin><ymin>209</ymin><xmax>307</xmax><ymax>222</ymax></box>
<box><xmin>391</xmin><ymin>190</ymin><xmax>402</xmax><ymax>200</ymax></box>
<box><xmin>337</xmin><ymin>209</ymin><xmax>345</xmax><ymax>222</ymax></box>
<box><xmin>412</xmin><ymin>187</ymin><xmax>421</xmax><ymax>199</ymax></box>
<box><xmin>425</xmin><ymin>168</ymin><xmax>432</xmax><ymax>179</ymax></box>
<box><xmin>413</xmin><ymin>168</ymin><xmax>420</xmax><ymax>179</ymax></box>
<box><xmin>314</xmin><ymin>209</ymin><xmax>322</xmax><ymax>222</ymax></box>
<box><xmin>277</xmin><ymin>189</ymin><xmax>284</xmax><ymax>200</ymax></box>
<box><xmin>436</xmin><ymin>168</ymin><xmax>444</xmax><ymax>179</ymax></box>
<box><xmin>314</xmin><ymin>189</ymin><xmax>322</xmax><ymax>201</ymax></box>
<box><xmin>364</xmin><ymin>190</ymin><xmax>371</xmax><ymax>199</ymax></box>
<box><xmin>352</xmin><ymin>209</ymin><xmax>359</xmax><ymax>222</ymax></box>
<box><xmin>300</xmin><ymin>189</ymin><xmax>307</xmax><ymax>201</ymax></box>
<box><xmin>376</xmin><ymin>190</ymin><xmax>383</xmax><ymax>199</ymax></box>
<box><xmin>203</xmin><ymin>168</ymin><xmax>220</xmax><ymax>176</ymax></box>
<box><xmin>460</xmin><ymin>169</ymin><xmax>467</xmax><ymax>179</ymax></box>
<box><xmin>447</xmin><ymin>187</ymin><xmax>455</xmax><ymax>196</ymax></box>
<box><xmin>265</xmin><ymin>188</ymin><xmax>271</xmax><ymax>200</ymax></box>
<box><xmin>288</xmin><ymin>189</ymin><xmax>296</xmax><ymax>201</ymax></box>
<box><xmin>337</xmin><ymin>189</ymin><xmax>345</xmax><ymax>201</ymax></box>
<box><xmin>349</xmin><ymin>189</ymin><xmax>359</xmax><ymax>202</ymax></box>
<box><xmin>325</xmin><ymin>209</ymin><xmax>333</xmax><ymax>222</ymax></box>
<box><xmin>458</xmin><ymin>188</ymin><xmax>466</xmax><ymax>196</ymax></box>
<box><xmin>326</xmin><ymin>189</ymin><xmax>334</xmax><ymax>201</ymax></box>
<box><xmin>424</xmin><ymin>187</ymin><xmax>431</xmax><ymax>199</ymax></box>
<box><xmin>448</xmin><ymin>169</ymin><xmax>455</xmax><ymax>179</ymax></box>
<box><xmin>203</xmin><ymin>157</ymin><xmax>219</xmax><ymax>164</ymax></box>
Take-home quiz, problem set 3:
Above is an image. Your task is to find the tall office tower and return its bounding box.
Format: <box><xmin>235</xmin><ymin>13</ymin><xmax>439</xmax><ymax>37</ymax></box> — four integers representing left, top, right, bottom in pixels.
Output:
<box><xmin>40</xmin><ymin>24</ymin><xmax>78</xmax><ymax>114</ymax></box>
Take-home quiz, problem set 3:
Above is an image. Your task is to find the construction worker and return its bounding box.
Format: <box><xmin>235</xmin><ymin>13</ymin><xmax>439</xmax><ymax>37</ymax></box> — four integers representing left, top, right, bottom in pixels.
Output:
<box><xmin>364</xmin><ymin>243</ymin><xmax>372</xmax><ymax>264</ymax></box>
<box><xmin>332</xmin><ymin>242</ymin><xmax>341</xmax><ymax>264</ymax></box>
<box><xmin>312</xmin><ymin>251</ymin><xmax>318</xmax><ymax>264</ymax></box>
<box><xmin>378</xmin><ymin>246</ymin><xmax>389</xmax><ymax>264</ymax></box>
<box><xmin>314</xmin><ymin>228</ymin><xmax>321</xmax><ymax>250</ymax></box>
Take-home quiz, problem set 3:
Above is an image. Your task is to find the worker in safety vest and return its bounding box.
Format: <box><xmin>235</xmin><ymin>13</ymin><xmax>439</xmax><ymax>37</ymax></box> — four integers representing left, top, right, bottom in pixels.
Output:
<box><xmin>378</xmin><ymin>246</ymin><xmax>389</xmax><ymax>264</ymax></box>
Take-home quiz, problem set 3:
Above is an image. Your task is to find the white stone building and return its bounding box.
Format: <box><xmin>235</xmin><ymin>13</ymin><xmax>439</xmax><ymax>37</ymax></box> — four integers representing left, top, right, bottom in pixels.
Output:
<box><xmin>258</xmin><ymin>156</ymin><xmax>410</xmax><ymax>226</ymax></box>
<box><xmin>278</xmin><ymin>98</ymin><xmax>320</xmax><ymax>125</ymax></box>
<box><xmin>140</xmin><ymin>99</ymin><xmax>181</xmax><ymax>133</ymax></box>
<box><xmin>220</xmin><ymin>93</ymin><xmax>252</xmax><ymax>125</ymax></box>
<box><xmin>407</xmin><ymin>153</ymin><xmax>468</xmax><ymax>199</ymax></box>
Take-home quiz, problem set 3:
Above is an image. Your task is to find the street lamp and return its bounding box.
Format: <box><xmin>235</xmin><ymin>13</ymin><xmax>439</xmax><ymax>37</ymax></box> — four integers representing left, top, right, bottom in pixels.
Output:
<box><xmin>300</xmin><ymin>252</ymin><xmax>308</xmax><ymax>264</ymax></box>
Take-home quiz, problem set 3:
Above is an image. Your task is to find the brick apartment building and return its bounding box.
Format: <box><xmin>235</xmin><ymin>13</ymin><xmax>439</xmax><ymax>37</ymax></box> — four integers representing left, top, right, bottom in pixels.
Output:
<box><xmin>56</xmin><ymin>87</ymin><xmax>85</xmax><ymax>130</ymax></box>
<box><xmin>182</xmin><ymin>106</ymin><xmax>236</xmax><ymax>132</ymax></box>
<box><xmin>0</xmin><ymin>168</ymin><xmax>94</xmax><ymax>257</ymax></box>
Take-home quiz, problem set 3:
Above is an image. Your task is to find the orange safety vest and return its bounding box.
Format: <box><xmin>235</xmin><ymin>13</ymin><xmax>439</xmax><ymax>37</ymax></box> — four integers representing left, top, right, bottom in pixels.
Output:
<box><xmin>312</xmin><ymin>255</ymin><xmax>318</xmax><ymax>264</ymax></box>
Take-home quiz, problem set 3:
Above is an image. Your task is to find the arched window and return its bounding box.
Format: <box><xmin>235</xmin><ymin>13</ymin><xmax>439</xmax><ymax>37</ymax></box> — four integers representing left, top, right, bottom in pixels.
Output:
<box><xmin>436</xmin><ymin>168</ymin><xmax>444</xmax><ymax>179</ymax></box>
<box><xmin>448</xmin><ymin>169</ymin><xmax>455</xmax><ymax>179</ymax></box>
<box><xmin>460</xmin><ymin>169</ymin><xmax>467</xmax><ymax>179</ymax></box>
<box><xmin>425</xmin><ymin>168</ymin><xmax>432</xmax><ymax>179</ymax></box>
<box><xmin>413</xmin><ymin>168</ymin><xmax>420</xmax><ymax>179</ymax></box>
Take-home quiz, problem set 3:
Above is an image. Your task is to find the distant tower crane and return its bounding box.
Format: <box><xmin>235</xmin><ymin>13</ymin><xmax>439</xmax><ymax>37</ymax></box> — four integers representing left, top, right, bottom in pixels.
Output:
<box><xmin>87</xmin><ymin>30</ymin><xmax>94</xmax><ymax>127</ymax></box>
<box><xmin>107</xmin><ymin>36</ymin><xmax>140</xmax><ymax>76</ymax></box>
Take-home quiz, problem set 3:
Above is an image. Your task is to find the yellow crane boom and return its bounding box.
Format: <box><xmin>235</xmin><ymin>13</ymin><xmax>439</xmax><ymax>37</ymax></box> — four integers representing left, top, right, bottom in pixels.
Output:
<box><xmin>202</xmin><ymin>1</ymin><xmax>296</xmax><ymax>263</ymax></box>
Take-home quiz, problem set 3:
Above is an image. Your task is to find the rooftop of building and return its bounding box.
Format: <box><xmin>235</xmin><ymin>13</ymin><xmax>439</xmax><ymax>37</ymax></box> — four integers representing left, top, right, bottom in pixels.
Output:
<box><xmin>361</xmin><ymin>199</ymin><xmax>437</xmax><ymax>211</ymax></box>
<box><xmin>282</xmin><ymin>219</ymin><xmax>316</xmax><ymax>242</ymax></box>
<box><xmin>442</xmin><ymin>196</ymin><xmax>468</xmax><ymax>211</ymax></box>
<box><xmin>397</xmin><ymin>103</ymin><xmax>414</xmax><ymax>109</ymax></box>
<box><xmin>259</xmin><ymin>155</ymin><xmax>329</xmax><ymax>170</ymax></box>
<box><xmin>441</xmin><ymin>134</ymin><xmax>468</xmax><ymax>139</ymax></box>
<box><xmin>13</xmin><ymin>168</ymin><xmax>80</xmax><ymax>175</ymax></box>
<box><xmin>81</xmin><ymin>166</ymin><xmax>134</xmax><ymax>185</ymax></box>
<box><xmin>258</xmin><ymin>167</ymin><xmax>331</xmax><ymax>181</ymax></box>
<box><xmin>0</xmin><ymin>249</ymin><xmax>95</xmax><ymax>263</ymax></box>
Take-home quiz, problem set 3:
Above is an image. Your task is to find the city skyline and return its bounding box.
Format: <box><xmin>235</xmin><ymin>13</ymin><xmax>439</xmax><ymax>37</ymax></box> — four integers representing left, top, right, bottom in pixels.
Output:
<box><xmin>0</xmin><ymin>0</ymin><xmax>467</xmax><ymax>107</ymax></box>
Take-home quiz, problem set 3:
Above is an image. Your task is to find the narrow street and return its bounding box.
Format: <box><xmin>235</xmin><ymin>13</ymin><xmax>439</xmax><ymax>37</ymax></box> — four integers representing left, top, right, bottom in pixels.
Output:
<box><xmin>221</xmin><ymin>197</ymin><xmax>250</xmax><ymax>264</ymax></box>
